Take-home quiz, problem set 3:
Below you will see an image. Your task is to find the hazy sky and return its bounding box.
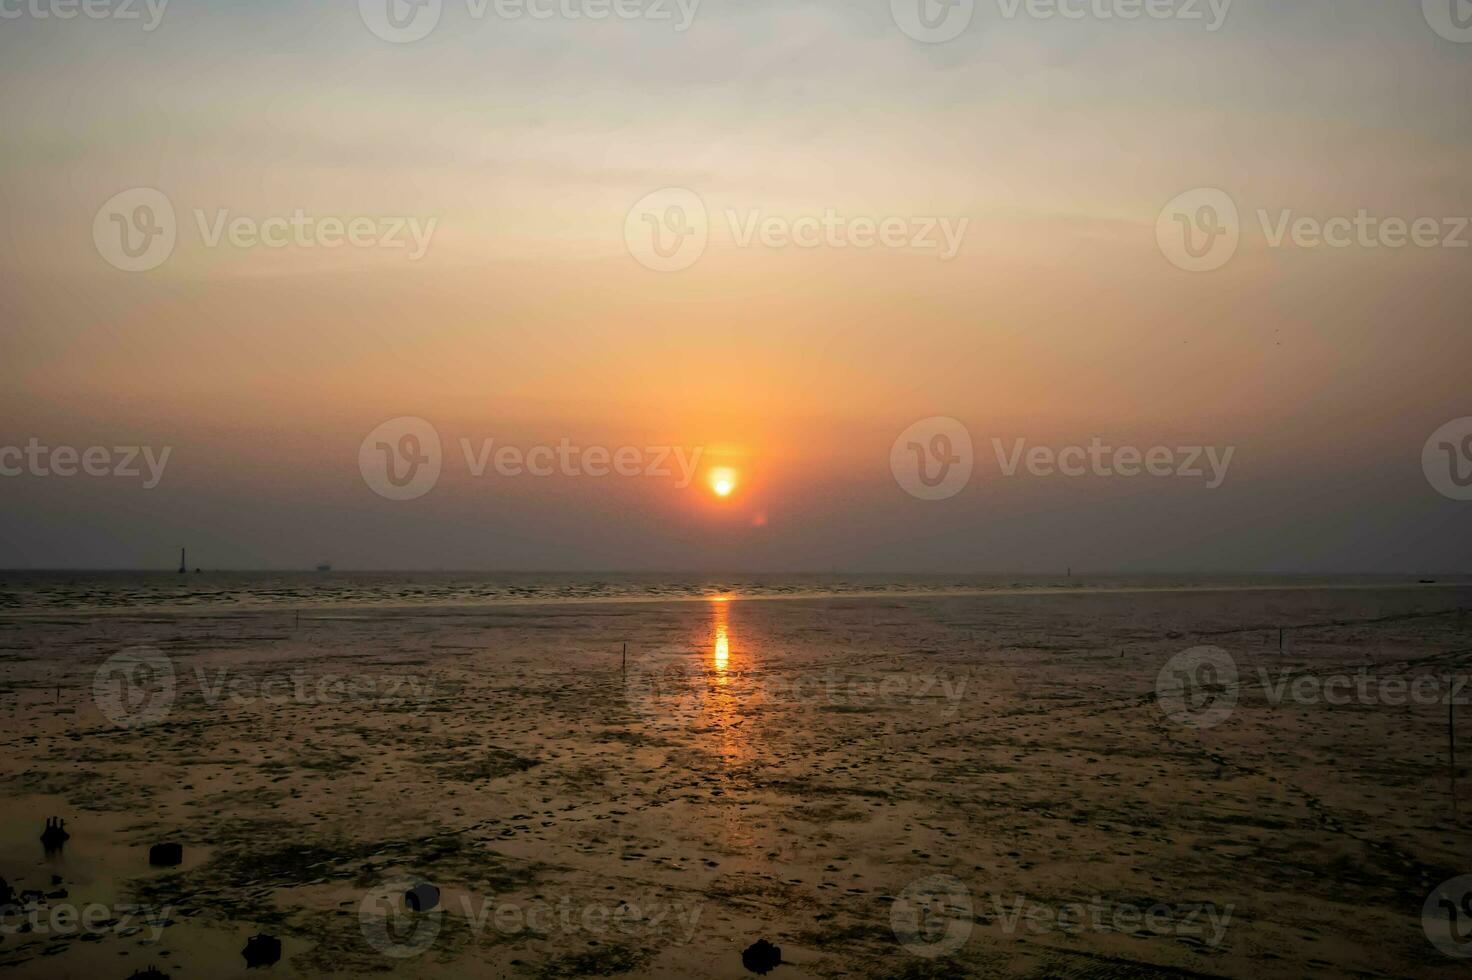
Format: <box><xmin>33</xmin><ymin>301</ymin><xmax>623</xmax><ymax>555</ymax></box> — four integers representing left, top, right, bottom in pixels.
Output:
<box><xmin>1</xmin><ymin>0</ymin><xmax>1469</xmax><ymax>571</ymax></box>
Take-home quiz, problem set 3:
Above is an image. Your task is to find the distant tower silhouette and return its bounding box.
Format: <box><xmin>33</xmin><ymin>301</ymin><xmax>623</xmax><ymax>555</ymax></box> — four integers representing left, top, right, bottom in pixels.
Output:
<box><xmin>178</xmin><ymin>548</ymin><xmax>186</xmax><ymax>574</ymax></box>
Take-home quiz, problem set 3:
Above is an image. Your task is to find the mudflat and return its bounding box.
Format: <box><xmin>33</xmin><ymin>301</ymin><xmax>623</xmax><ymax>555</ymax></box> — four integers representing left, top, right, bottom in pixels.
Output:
<box><xmin>1</xmin><ymin>584</ymin><xmax>1469</xmax><ymax>978</ymax></box>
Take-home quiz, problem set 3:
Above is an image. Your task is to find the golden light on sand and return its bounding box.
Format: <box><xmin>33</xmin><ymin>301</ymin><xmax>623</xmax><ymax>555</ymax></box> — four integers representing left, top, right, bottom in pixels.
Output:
<box><xmin>709</xmin><ymin>467</ymin><xmax>738</xmax><ymax>498</ymax></box>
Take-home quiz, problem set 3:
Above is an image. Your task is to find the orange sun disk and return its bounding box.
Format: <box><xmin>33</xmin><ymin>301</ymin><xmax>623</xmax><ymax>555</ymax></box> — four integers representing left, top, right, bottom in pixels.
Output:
<box><xmin>709</xmin><ymin>468</ymin><xmax>737</xmax><ymax>498</ymax></box>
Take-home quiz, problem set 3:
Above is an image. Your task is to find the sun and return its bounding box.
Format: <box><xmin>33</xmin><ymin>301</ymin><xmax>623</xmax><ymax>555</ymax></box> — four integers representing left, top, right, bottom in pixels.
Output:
<box><xmin>709</xmin><ymin>467</ymin><xmax>737</xmax><ymax>498</ymax></box>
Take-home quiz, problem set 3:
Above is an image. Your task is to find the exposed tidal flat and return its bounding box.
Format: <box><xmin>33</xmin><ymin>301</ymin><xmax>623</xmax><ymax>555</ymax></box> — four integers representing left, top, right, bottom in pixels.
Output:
<box><xmin>1</xmin><ymin>581</ymin><xmax>1469</xmax><ymax>977</ymax></box>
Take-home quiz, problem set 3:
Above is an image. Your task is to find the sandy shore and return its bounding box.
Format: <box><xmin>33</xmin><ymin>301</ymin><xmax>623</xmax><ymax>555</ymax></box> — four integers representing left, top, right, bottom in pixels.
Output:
<box><xmin>2</xmin><ymin>585</ymin><xmax>1471</xmax><ymax>978</ymax></box>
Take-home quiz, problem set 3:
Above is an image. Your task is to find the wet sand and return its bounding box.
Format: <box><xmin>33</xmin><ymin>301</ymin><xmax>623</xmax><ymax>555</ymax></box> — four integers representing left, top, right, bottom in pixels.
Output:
<box><xmin>1</xmin><ymin>585</ymin><xmax>1470</xmax><ymax>978</ymax></box>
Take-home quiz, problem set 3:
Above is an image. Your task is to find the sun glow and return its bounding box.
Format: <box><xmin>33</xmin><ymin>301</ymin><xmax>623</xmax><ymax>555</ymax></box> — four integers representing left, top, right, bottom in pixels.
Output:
<box><xmin>709</xmin><ymin>467</ymin><xmax>737</xmax><ymax>498</ymax></box>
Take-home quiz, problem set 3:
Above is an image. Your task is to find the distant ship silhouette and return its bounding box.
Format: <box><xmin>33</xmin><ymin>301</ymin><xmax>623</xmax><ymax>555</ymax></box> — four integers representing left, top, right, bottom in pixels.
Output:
<box><xmin>316</xmin><ymin>562</ymin><xmax>332</xmax><ymax>572</ymax></box>
<box><xmin>178</xmin><ymin>548</ymin><xmax>186</xmax><ymax>574</ymax></box>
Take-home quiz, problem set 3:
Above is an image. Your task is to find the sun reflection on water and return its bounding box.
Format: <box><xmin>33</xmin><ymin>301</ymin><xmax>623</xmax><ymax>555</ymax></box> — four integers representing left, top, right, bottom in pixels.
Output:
<box><xmin>713</xmin><ymin>598</ymin><xmax>730</xmax><ymax>675</ymax></box>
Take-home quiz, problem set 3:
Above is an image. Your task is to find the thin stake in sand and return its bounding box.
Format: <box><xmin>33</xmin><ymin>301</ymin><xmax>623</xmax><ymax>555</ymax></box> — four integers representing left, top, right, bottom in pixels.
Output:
<box><xmin>1451</xmin><ymin>698</ymin><xmax>1459</xmax><ymax>819</ymax></box>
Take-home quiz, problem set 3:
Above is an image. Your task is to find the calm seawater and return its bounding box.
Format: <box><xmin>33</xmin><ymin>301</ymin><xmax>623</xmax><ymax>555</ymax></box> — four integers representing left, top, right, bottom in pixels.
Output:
<box><xmin>0</xmin><ymin>571</ymin><xmax>1451</xmax><ymax>613</ymax></box>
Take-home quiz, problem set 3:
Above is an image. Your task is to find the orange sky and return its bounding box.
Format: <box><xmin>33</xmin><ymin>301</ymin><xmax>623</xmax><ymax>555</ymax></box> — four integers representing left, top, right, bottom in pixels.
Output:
<box><xmin>1</xmin><ymin>1</ymin><xmax>1469</xmax><ymax>570</ymax></box>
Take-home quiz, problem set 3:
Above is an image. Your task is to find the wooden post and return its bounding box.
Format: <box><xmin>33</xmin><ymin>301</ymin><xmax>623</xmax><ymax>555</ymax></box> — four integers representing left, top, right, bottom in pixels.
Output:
<box><xmin>1278</xmin><ymin>628</ymin><xmax>1284</xmax><ymax>656</ymax></box>
<box><xmin>622</xmin><ymin>643</ymin><xmax>627</xmax><ymax>674</ymax></box>
<box><xmin>1451</xmin><ymin>698</ymin><xmax>1459</xmax><ymax>820</ymax></box>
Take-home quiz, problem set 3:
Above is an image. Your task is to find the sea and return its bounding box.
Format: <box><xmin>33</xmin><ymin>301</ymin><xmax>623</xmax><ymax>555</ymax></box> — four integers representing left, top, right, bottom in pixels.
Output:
<box><xmin>0</xmin><ymin>570</ymin><xmax>1457</xmax><ymax>613</ymax></box>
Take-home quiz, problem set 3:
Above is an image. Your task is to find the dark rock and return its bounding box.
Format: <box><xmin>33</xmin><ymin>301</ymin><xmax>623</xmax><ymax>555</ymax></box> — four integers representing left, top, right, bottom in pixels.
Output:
<box><xmin>46</xmin><ymin>889</ymin><xmax>68</xmax><ymax>900</ymax></box>
<box><xmin>127</xmin><ymin>967</ymin><xmax>168</xmax><ymax>980</ymax></box>
<box><xmin>405</xmin><ymin>883</ymin><xmax>440</xmax><ymax>912</ymax></box>
<box><xmin>741</xmin><ymin>939</ymin><xmax>783</xmax><ymax>975</ymax></box>
<box><xmin>20</xmin><ymin>890</ymin><xmax>44</xmax><ymax>904</ymax></box>
<box><xmin>149</xmin><ymin>843</ymin><xmax>184</xmax><ymax>867</ymax></box>
<box><xmin>40</xmin><ymin>817</ymin><xmax>69</xmax><ymax>852</ymax></box>
<box><xmin>0</xmin><ymin>877</ymin><xmax>11</xmax><ymax>906</ymax></box>
<box><xmin>242</xmin><ymin>933</ymin><xmax>283</xmax><ymax>968</ymax></box>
